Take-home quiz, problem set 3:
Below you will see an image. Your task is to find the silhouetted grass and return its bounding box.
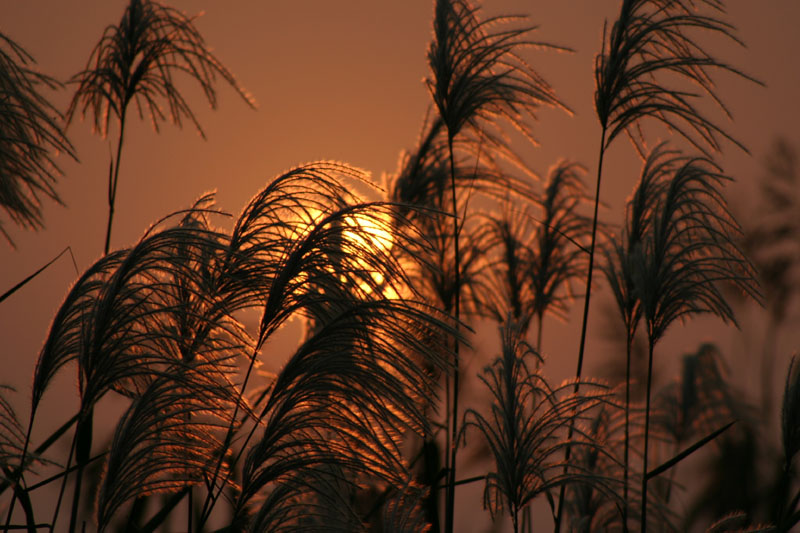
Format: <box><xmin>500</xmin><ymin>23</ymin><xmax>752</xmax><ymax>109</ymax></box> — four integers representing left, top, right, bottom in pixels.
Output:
<box><xmin>67</xmin><ymin>0</ymin><xmax>255</xmax><ymax>255</ymax></box>
<box><xmin>0</xmin><ymin>31</ymin><xmax>76</xmax><ymax>246</ymax></box>
<box><xmin>1</xmin><ymin>1</ymin><xmax>787</xmax><ymax>532</ymax></box>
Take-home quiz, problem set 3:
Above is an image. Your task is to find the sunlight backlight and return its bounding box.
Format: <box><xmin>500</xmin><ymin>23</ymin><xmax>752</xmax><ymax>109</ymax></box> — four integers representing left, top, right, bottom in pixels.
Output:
<box><xmin>343</xmin><ymin>212</ymin><xmax>400</xmax><ymax>299</ymax></box>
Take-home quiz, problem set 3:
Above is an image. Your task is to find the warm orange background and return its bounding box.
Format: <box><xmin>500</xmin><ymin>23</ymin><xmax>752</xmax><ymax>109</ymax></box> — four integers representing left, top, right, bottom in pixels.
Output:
<box><xmin>2</xmin><ymin>1</ymin><xmax>799</xmax><ymax>530</ymax></box>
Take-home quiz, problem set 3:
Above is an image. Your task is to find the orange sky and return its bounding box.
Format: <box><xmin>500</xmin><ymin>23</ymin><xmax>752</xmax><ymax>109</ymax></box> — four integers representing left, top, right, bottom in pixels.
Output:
<box><xmin>2</xmin><ymin>1</ymin><xmax>799</xmax><ymax>529</ymax></box>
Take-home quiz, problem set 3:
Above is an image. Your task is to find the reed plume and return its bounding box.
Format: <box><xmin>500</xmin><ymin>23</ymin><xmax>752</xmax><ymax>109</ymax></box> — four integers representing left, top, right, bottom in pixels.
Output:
<box><xmin>466</xmin><ymin>324</ymin><xmax>608</xmax><ymax>533</ymax></box>
<box><xmin>426</xmin><ymin>2</ymin><xmax>566</xmax><ymax>528</ymax></box>
<box><xmin>634</xmin><ymin>148</ymin><xmax>757</xmax><ymax>530</ymax></box>
<box><xmin>67</xmin><ymin>0</ymin><xmax>255</xmax><ymax>255</ymax></box>
<box><xmin>0</xmin><ymin>32</ymin><xmax>75</xmax><ymax>245</ymax></box>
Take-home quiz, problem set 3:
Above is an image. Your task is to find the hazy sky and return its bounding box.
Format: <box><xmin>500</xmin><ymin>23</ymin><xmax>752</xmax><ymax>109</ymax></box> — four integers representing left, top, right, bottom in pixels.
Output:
<box><xmin>2</xmin><ymin>1</ymin><xmax>799</xmax><ymax>529</ymax></box>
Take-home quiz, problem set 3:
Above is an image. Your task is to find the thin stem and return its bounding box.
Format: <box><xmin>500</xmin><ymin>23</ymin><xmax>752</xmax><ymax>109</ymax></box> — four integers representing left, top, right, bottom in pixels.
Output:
<box><xmin>444</xmin><ymin>358</ymin><xmax>451</xmax><ymax>479</ymax></box>
<box><xmin>1</xmin><ymin>468</ymin><xmax>36</xmax><ymax>533</ymax></box>
<box><xmin>0</xmin><ymin>413</ymin><xmax>82</xmax><ymax>533</ymax></box>
<box><xmin>444</xmin><ymin>133</ymin><xmax>461</xmax><ymax>533</ymax></box>
<box><xmin>3</xmin><ymin>413</ymin><xmax>35</xmax><ymax>531</ymax></box>
<box><xmin>0</xmin><ymin>471</ymin><xmax>36</xmax><ymax>533</ymax></box>
<box><xmin>646</xmin><ymin>421</ymin><xmax>735</xmax><ymax>481</ymax></box>
<box><xmin>641</xmin><ymin>336</ymin><xmax>656</xmax><ymax>533</ymax></box>
<box><xmin>50</xmin><ymin>419</ymin><xmax>79</xmax><ymax>533</ymax></box>
<box><xmin>105</xmin><ymin>109</ymin><xmax>127</xmax><ymax>256</ymax></box>
<box><xmin>141</xmin><ymin>488</ymin><xmax>191</xmax><ymax>533</ymax></box>
<box><xmin>623</xmin><ymin>332</ymin><xmax>632</xmax><ymax>533</ymax></box>
<box><xmin>436</xmin><ymin>474</ymin><xmax>487</xmax><ymax>490</ymax></box>
<box><xmin>68</xmin><ymin>410</ymin><xmax>93</xmax><ymax>533</ymax></box>
<box><xmin>553</xmin><ymin>127</ymin><xmax>607</xmax><ymax>533</ymax></box>
<box><xmin>1</xmin><ymin>248</ymin><xmax>78</xmax><ymax>530</ymax></box>
<box><xmin>574</xmin><ymin>127</ymin><xmax>607</xmax><ymax>388</ymax></box>
<box><xmin>0</xmin><ymin>413</ymin><xmax>80</xmax><ymax>498</ymax></box>
<box><xmin>0</xmin><ymin>247</ymin><xmax>75</xmax><ymax>305</ymax></box>
<box><xmin>25</xmin><ymin>452</ymin><xmax>105</xmax><ymax>493</ymax></box>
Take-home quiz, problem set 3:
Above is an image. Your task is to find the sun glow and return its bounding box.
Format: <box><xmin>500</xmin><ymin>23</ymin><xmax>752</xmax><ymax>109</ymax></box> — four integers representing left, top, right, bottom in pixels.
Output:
<box><xmin>343</xmin><ymin>212</ymin><xmax>400</xmax><ymax>299</ymax></box>
<box><xmin>300</xmin><ymin>207</ymin><xmax>400</xmax><ymax>299</ymax></box>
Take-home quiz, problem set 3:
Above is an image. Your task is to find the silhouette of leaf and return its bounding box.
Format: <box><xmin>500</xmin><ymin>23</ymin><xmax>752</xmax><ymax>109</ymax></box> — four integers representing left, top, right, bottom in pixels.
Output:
<box><xmin>32</xmin><ymin>195</ymin><xmax>238</xmax><ymax>413</ymax></box>
<box><xmin>625</xmin><ymin>144</ymin><xmax>760</xmax><ymax>530</ymax></box>
<box><xmin>527</xmin><ymin>162</ymin><xmax>592</xmax><ymax>326</ymax></box>
<box><xmin>562</xmin><ymin>406</ymin><xmax>662</xmax><ymax>533</ymax></box>
<box><xmin>381</xmin><ymin>480</ymin><xmax>431</xmax><ymax>533</ymax></box>
<box><xmin>388</xmin><ymin>116</ymin><xmax>536</xmax><ymax>317</ymax></box>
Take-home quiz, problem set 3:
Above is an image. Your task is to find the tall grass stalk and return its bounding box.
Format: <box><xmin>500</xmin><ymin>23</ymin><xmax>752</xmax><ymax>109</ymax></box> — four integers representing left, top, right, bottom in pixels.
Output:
<box><xmin>556</xmin><ymin>1</ymin><xmax>760</xmax><ymax>529</ymax></box>
<box><xmin>426</xmin><ymin>2</ymin><xmax>564</xmax><ymax>528</ymax></box>
<box><xmin>603</xmin><ymin>144</ymin><xmax>671</xmax><ymax>529</ymax></box>
<box><xmin>554</xmin><ymin>130</ymin><xmax>607</xmax><ymax>533</ymax></box>
<box><xmin>445</xmin><ymin>133</ymin><xmax>462</xmax><ymax>533</ymax></box>
<box><xmin>1</xmin><ymin>1</ymin><xmax>776</xmax><ymax>530</ymax></box>
<box><xmin>67</xmin><ymin>0</ymin><xmax>255</xmax><ymax>255</ymax></box>
<box><xmin>635</xmin><ymin>152</ymin><xmax>758</xmax><ymax>530</ymax></box>
<box><xmin>62</xmin><ymin>4</ymin><xmax>253</xmax><ymax>526</ymax></box>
